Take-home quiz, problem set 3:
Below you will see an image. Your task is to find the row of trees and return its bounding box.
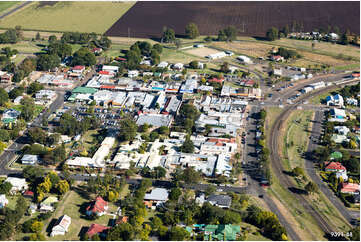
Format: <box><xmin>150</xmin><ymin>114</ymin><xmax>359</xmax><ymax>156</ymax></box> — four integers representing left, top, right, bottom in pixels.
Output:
<box><xmin>56</xmin><ymin>112</ymin><xmax>99</xmax><ymax>136</ymax></box>
<box><xmin>0</xmin><ymin>27</ymin><xmax>22</xmax><ymax>44</ymax></box>
<box><xmin>126</xmin><ymin>41</ymin><xmax>163</xmax><ymax>69</ymax></box>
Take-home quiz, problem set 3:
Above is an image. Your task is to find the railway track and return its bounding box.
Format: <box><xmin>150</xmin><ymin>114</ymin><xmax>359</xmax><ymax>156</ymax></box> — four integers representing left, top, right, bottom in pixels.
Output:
<box><xmin>267</xmin><ymin>81</ymin><xmax>359</xmax><ymax>237</ymax></box>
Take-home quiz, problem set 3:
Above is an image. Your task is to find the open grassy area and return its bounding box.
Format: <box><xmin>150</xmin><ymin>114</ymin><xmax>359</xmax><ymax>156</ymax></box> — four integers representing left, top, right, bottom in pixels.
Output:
<box><xmin>265</xmin><ymin>107</ymin><xmax>282</xmax><ymax>132</ymax></box>
<box><xmin>0</xmin><ymin>1</ymin><xmax>20</xmax><ymax>14</ymax></box>
<box><xmin>81</xmin><ymin>129</ymin><xmax>99</xmax><ymax>153</ymax></box>
<box><xmin>238</xmin><ymin>222</ymin><xmax>271</xmax><ymax>241</ymax></box>
<box><xmin>43</xmin><ymin>189</ymin><xmax>118</xmax><ymax>241</ymax></box>
<box><xmin>0</xmin><ymin>1</ymin><xmax>135</xmax><ymax>34</ymax></box>
<box><xmin>13</xmin><ymin>104</ymin><xmax>44</xmax><ymax>118</ymax></box>
<box><xmin>0</xmin><ymin>41</ymin><xmax>43</xmax><ymax>54</ymax></box>
<box><xmin>162</xmin><ymin>47</ymin><xmax>205</xmax><ymax>63</ymax></box>
<box><xmin>283</xmin><ymin>110</ymin><xmax>313</xmax><ymax>170</ymax></box>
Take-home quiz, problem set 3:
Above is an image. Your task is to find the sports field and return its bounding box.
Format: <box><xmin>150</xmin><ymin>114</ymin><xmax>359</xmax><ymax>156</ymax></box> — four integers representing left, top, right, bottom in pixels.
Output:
<box><xmin>0</xmin><ymin>1</ymin><xmax>135</xmax><ymax>34</ymax></box>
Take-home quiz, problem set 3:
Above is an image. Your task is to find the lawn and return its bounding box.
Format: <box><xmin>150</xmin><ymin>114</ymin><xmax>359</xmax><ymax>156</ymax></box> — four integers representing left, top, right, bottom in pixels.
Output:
<box><xmin>264</xmin><ymin>107</ymin><xmax>282</xmax><ymax>133</ymax></box>
<box><xmin>43</xmin><ymin>189</ymin><xmax>117</xmax><ymax>241</ymax></box>
<box><xmin>13</xmin><ymin>104</ymin><xmax>44</xmax><ymax>118</ymax></box>
<box><xmin>0</xmin><ymin>41</ymin><xmax>43</xmax><ymax>54</ymax></box>
<box><xmin>81</xmin><ymin>129</ymin><xmax>99</xmax><ymax>153</ymax></box>
<box><xmin>162</xmin><ymin>47</ymin><xmax>205</xmax><ymax>63</ymax></box>
<box><xmin>283</xmin><ymin>110</ymin><xmax>313</xmax><ymax>170</ymax></box>
<box><xmin>238</xmin><ymin>222</ymin><xmax>271</xmax><ymax>241</ymax></box>
<box><xmin>0</xmin><ymin>1</ymin><xmax>20</xmax><ymax>14</ymax></box>
<box><xmin>0</xmin><ymin>1</ymin><xmax>136</xmax><ymax>34</ymax></box>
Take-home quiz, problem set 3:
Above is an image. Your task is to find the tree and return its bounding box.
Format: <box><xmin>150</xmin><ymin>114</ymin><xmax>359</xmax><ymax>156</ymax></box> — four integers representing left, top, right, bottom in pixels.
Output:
<box><xmin>125</xmin><ymin>50</ymin><xmax>141</xmax><ymax>69</ymax></box>
<box><xmin>185</xmin><ymin>22</ymin><xmax>200</xmax><ymax>39</ymax></box>
<box><xmin>20</xmin><ymin>96</ymin><xmax>36</xmax><ymax>121</ymax></box>
<box><xmin>292</xmin><ymin>167</ymin><xmax>305</xmax><ymax>177</ymax></box>
<box><xmin>224</xmin><ymin>26</ymin><xmax>237</xmax><ymax>41</ymax></box>
<box><xmin>153</xmin><ymin>166</ymin><xmax>166</xmax><ymax>179</ymax></box>
<box><xmin>181</xmin><ymin>167</ymin><xmax>201</xmax><ymax>184</ymax></box>
<box><xmin>162</xmin><ymin>27</ymin><xmax>175</xmax><ymax>43</ymax></box>
<box><xmin>30</xmin><ymin>221</ymin><xmax>43</xmax><ymax>233</ymax></box>
<box><xmin>174</xmin><ymin>39</ymin><xmax>181</xmax><ymax>49</ymax></box>
<box><xmin>169</xmin><ymin>187</ymin><xmax>182</xmax><ymax>201</ymax></box>
<box><xmin>152</xmin><ymin>43</ymin><xmax>163</xmax><ymax>54</ymax></box>
<box><xmin>71</xmin><ymin>47</ymin><xmax>96</xmax><ymax>66</ymax></box>
<box><xmin>0</xmin><ymin>129</ymin><xmax>10</xmax><ymax>142</ymax></box>
<box><xmin>23</xmin><ymin>166</ymin><xmax>44</xmax><ymax>183</ymax></box>
<box><xmin>27</xmin><ymin>82</ymin><xmax>44</xmax><ymax>95</ymax></box>
<box><xmin>35</xmin><ymin>32</ymin><xmax>41</xmax><ymax>40</ymax></box>
<box><xmin>168</xmin><ymin>226</ymin><xmax>190</xmax><ymax>241</ymax></box>
<box><xmin>0</xmin><ymin>181</ymin><xmax>12</xmax><ymax>195</ymax></box>
<box><xmin>150</xmin><ymin>216</ymin><xmax>163</xmax><ymax>231</ymax></box>
<box><xmin>340</xmin><ymin>32</ymin><xmax>349</xmax><ymax>45</ymax></box>
<box><xmin>29</xmin><ymin>233</ymin><xmax>45</xmax><ymax>241</ymax></box>
<box><xmin>180</xmin><ymin>137</ymin><xmax>194</xmax><ymax>153</ymax></box>
<box><xmin>217</xmin><ymin>29</ymin><xmax>227</xmax><ymax>41</ymax></box>
<box><xmin>349</xmin><ymin>226</ymin><xmax>360</xmax><ymax>241</ymax></box>
<box><xmin>28</xmin><ymin>127</ymin><xmax>47</xmax><ymax>144</ymax></box>
<box><xmin>282</xmin><ymin>25</ymin><xmax>289</xmax><ymax>36</ymax></box>
<box><xmin>189</xmin><ymin>60</ymin><xmax>199</xmax><ymax>69</ymax></box>
<box><xmin>56</xmin><ymin>180</ymin><xmax>69</xmax><ymax>194</ymax></box>
<box><xmin>305</xmin><ymin>181</ymin><xmax>318</xmax><ymax>194</ymax></box>
<box><xmin>220</xmin><ymin>62</ymin><xmax>230</xmax><ymax>73</ymax></box>
<box><xmin>36</xmin><ymin>54</ymin><xmax>60</xmax><ymax>71</ymax></box>
<box><xmin>266</xmin><ymin>27</ymin><xmax>279</xmax><ymax>41</ymax></box>
<box><xmin>118</xmin><ymin>119</ymin><xmax>137</xmax><ymax>141</ymax></box>
<box><xmin>47</xmin><ymin>42</ymin><xmax>72</xmax><ymax>59</ymax></box>
<box><xmin>48</xmin><ymin>35</ymin><xmax>57</xmax><ymax>44</ymax></box>
<box><xmin>0</xmin><ymin>88</ymin><xmax>9</xmax><ymax>106</ymax></box>
<box><xmin>8</xmin><ymin>86</ymin><xmax>24</xmax><ymax>99</ymax></box>
<box><xmin>107</xmin><ymin>223</ymin><xmax>135</xmax><ymax>240</ymax></box>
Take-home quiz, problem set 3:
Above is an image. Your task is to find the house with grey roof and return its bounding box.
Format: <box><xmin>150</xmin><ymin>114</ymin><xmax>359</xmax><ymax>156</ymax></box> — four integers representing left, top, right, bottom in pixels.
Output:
<box><xmin>207</xmin><ymin>194</ymin><xmax>232</xmax><ymax>208</ymax></box>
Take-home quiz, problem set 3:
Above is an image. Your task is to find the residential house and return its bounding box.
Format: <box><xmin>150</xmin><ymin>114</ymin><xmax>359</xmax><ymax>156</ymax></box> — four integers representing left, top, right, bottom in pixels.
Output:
<box><xmin>23</xmin><ymin>190</ymin><xmax>34</xmax><ymax>199</ymax></box>
<box><xmin>273</xmin><ymin>68</ymin><xmax>282</xmax><ymax>76</ymax></box>
<box><xmin>326</xmin><ymin>94</ymin><xmax>344</xmax><ymax>107</ymax></box>
<box><xmin>91</xmin><ymin>48</ymin><xmax>102</xmax><ymax>55</ymax></box>
<box><xmin>180</xmin><ymin>79</ymin><xmax>198</xmax><ymax>93</ymax></box>
<box><xmin>72</xmin><ymin>65</ymin><xmax>85</xmax><ymax>74</ymax></box>
<box><xmin>21</xmin><ymin>154</ymin><xmax>39</xmax><ymax>165</ymax></box>
<box><xmin>334</xmin><ymin>126</ymin><xmax>350</xmax><ymax>135</ymax></box>
<box><xmin>40</xmin><ymin>196</ymin><xmax>58</xmax><ymax>212</ymax></box>
<box><xmin>329</xmin><ymin>108</ymin><xmax>346</xmax><ymax>122</ymax></box>
<box><xmin>204</xmin><ymin>224</ymin><xmax>241</xmax><ymax>241</ymax></box>
<box><xmin>206</xmin><ymin>194</ymin><xmax>232</xmax><ymax>208</ymax></box>
<box><xmin>237</xmin><ymin>55</ymin><xmax>252</xmax><ymax>64</ymax></box>
<box><xmin>144</xmin><ymin>188</ymin><xmax>169</xmax><ymax>208</ymax></box>
<box><xmin>1</xmin><ymin>109</ymin><xmax>21</xmax><ymax>124</ymax></box>
<box><xmin>340</xmin><ymin>183</ymin><xmax>360</xmax><ymax>195</ymax></box>
<box><xmin>346</xmin><ymin>98</ymin><xmax>358</xmax><ymax>106</ymax></box>
<box><xmin>0</xmin><ymin>194</ymin><xmax>8</xmax><ymax>208</ymax></box>
<box><xmin>51</xmin><ymin>215</ymin><xmax>71</xmax><ymax>237</ymax></box>
<box><xmin>128</xmin><ymin>70</ymin><xmax>139</xmax><ymax>78</ymax></box>
<box><xmin>173</xmin><ymin>63</ymin><xmax>184</xmax><ymax>70</ymax></box>
<box><xmin>0</xmin><ymin>72</ymin><xmax>13</xmax><ymax>83</ymax></box>
<box><xmin>86</xmin><ymin>196</ymin><xmax>108</xmax><ymax>217</ymax></box>
<box><xmin>157</xmin><ymin>61</ymin><xmax>169</xmax><ymax>69</ymax></box>
<box><xmin>86</xmin><ymin>224</ymin><xmax>110</xmax><ymax>239</ymax></box>
<box><xmin>336</xmin><ymin>170</ymin><xmax>348</xmax><ymax>181</ymax></box>
<box><xmin>13</xmin><ymin>95</ymin><xmax>23</xmax><ymax>105</ymax></box>
<box><xmin>207</xmin><ymin>52</ymin><xmax>226</xmax><ymax>59</ymax></box>
<box><xmin>331</xmin><ymin>134</ymin><xmax>349</xmax><ymax>144</ymax></box>
<box><xmin>5</xmin><ymin>177</ymin><xmax>28</xmax><ymax>194</ymax></box>
<box><xmin>324</xmin><ymin>162</ymin><xmax>346</xmax><ymax>172</ymax></box>
<box><xmin>271</xmin><ymin>55</ymin><xmax>284</xmax><ymax>62</ymax></box>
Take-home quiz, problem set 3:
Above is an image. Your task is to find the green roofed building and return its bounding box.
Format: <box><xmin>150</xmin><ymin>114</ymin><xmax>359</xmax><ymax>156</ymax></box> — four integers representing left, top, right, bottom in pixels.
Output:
<box><xmin>330</xmin><ymin>151</ymin><xmax>343</xmax><ymax>160</ymax></box>
<box><xmin>204</xmin><ymin>224</ymin><xmax>241</xmax><ymax>241</ymax></box>
<box><xmin>72</xmin><ymin>87</ymin><xmax>97</xmax><ymax>94</ymax></box>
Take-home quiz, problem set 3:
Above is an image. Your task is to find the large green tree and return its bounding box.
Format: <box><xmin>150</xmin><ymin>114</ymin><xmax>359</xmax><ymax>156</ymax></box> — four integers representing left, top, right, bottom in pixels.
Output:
<box><xmin>118</xmin><ymin>119</ymin><xmax>138</xmax><ymax>141</ymax></box>
<box><xmin>185</xmin><ymin>22</ymin><xmax>200</xmax><ymax>39</ymax></box>
<box><xmin>0</xmin><ymin>88</ymin><xmax>9</xmax><ymax>106</ymax></box>
<box><xmin>71</xmin><ymin>47</ymin><xmax>96</xmax><ymax>66</ymax></box>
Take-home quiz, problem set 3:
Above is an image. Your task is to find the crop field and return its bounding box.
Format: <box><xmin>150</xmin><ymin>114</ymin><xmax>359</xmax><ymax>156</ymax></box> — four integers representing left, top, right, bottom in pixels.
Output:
<box><xmin>0</xmin><ymin>1</ymin><xmax>20</xmax><ymax>14</ymax></box>
<box><xmin>105</xmin><ymin>1</ymin><xmax>359</xmax><ymax>38</ymax></box>
<box><xmin>184</xmin><ymin>46</ymin><xmax>220</xmax><ymax>58</ymax></box>
<box><xmin>0</xmin><ymin>1</ymin><xmax>136</xmax><ymax>34</ymax></box>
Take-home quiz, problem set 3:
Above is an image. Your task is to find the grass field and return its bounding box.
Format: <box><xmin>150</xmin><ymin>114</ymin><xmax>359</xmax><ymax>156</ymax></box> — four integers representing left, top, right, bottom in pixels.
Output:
<box><xmin>0</xmin><ymin>1</ymin><xmax>20</xmax><ymax>14</ymax></box>
<box><xmin>162</xmin><ymin>47</ymin><xmax>205</xmax><ymax>63</ymax></box>
<box><xmin>43</xmin><ymin>189</ymin><xmax>117</xmax><ymax>241</ymax></box>
<box><xmin>209</xmin><ymin>37</ymin><xmax>359</xmax><ymax>68</ymax></box>
<box><xmin>283</xmin><ymin>110</ymin><xmax>313</xmax><ymax>170</ymax></box>
<box><xmin>0</xmin><ymin>1</ymin><xmax>135</xmax><ymax>34</ymax></box>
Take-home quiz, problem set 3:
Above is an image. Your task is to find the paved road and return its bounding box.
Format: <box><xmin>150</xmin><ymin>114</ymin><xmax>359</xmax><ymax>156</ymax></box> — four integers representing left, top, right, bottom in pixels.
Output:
<box><xmin>0</xmin><ymin>1</ymin><xmax>31</xmax><ymax>20</ymax></box>
<box><xmin>267</xmin><ymin>81</ymin><xmax>360</xmax><ymax>237</ymax></box>
<box><xmin>306</xmin><ymin>110</ymin><xmax>359</xmax><ymax>223</ymax></box>
<box><xmin>0</xmin><ymin>91</ymin><xmax>65</xmax><ymax>176</ymax></box>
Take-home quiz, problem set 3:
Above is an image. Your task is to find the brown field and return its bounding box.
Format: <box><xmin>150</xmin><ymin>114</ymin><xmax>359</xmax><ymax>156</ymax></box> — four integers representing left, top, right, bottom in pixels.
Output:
<box><xmin>184</xmin><ymin>47</ymin><xmax>220</xmax><ymax>58</ymax></box>
<box><xmin>105</xmin><ymin>1</ymin><xmax>360</xmax><ymax>38</ymax></box>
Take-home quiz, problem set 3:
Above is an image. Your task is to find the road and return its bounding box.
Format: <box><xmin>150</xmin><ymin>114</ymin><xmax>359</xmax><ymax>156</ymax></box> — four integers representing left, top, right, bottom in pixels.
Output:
<box><xmin>267</xmin><ymin>80</ymin><xmax>359</xmax><ymax>237</ymax></box>
<box><xmin>306</xmin><ymin>110</ymin><xmax>360</xmax><ymax>222</ymax></box>
<box><xmin>0</xmin><ymin>91</ymin><xmax>65</xmax><ymax>176</ymax></box>
<box><xmin>0</xmin><ymin>1</ymin><xmax>31</xmax><ymax>20</ymax></box>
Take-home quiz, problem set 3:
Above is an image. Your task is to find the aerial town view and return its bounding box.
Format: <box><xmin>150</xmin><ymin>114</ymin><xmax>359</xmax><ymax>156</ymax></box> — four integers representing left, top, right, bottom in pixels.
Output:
<box><xmin>0</xmin><ymin>0</ymin><xmax>359</xmax><ymax>241</ymax></box>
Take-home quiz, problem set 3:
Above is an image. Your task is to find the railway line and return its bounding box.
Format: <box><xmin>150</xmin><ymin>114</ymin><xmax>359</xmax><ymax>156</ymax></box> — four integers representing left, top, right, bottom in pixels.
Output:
<box><xmin>267</xmin><ymin>80</ymin><xmax>359</xmax><ymax>237</ymax></box>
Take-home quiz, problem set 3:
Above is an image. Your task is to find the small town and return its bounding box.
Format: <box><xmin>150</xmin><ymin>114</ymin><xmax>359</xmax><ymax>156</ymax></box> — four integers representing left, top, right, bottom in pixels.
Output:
<box><xmin>0</xmin><ymin>1</ymin><xmax>359</xmax><ymax>241</ymax></box>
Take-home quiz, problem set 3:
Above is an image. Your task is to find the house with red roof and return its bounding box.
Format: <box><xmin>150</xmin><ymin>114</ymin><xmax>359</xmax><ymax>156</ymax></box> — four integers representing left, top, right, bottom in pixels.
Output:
<box><xmin>244</xmin><ymin>80</ymin><xmax>255</xmax><ymax>87</ymax></box>
<box><xmin>86</xmin><ymin>224</ymin><xmax>110</xmax><ymax>238</ymax></box>
<box><xmin>86</xmin><ymin>196</ymin><xmax>108</xmax><ymax>217</ymax></box>
<box><xmin>271</xmin><ymin>55</ymin><xmax>284</xmax><ymax>62</ymax></box>
<box><xmin>72</xmin><ymin>65</ymin><xmax>85</xmax><ymax>73</ymax></box>
<box><xmin>340</xmin><ymin>182</ymin><xmax>360</xmax><ymax>195</ymax></box>
<box><xmin>208</xmin><ymin>77</ymin><xmax>224</xmax><ymax>84</ymax></box>
<box><xmin>23</xmin><ymin>190</ymin><xmax>34</xmax><ymax>198</ymax></box>
<box><xmin>324</xmin><ymin>161</ymin><xmax>346</xmax><ymax>172</ymax></box>
<box><xmin>91</xmin><ymin>48</ymin><xmax>103</xmax><ymax>55</ymax></box>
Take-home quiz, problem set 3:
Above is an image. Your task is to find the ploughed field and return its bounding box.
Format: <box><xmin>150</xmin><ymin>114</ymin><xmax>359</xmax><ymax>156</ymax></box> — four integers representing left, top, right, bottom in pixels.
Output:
<box><xmin>105</xmin><ymin>1</ymin><xmax>360</xmax><ymax>38</ymax></box>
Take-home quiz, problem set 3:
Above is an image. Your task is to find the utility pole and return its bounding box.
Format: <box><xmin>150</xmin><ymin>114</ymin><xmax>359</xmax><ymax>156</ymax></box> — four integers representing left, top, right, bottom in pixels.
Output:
<box><xmin>128</xmin><ymin>27</ymin><xmax>130</xmax><ymax>39</ymax></box>
<box><xmin>241</xmin><ymin>21</ymin><xmax>246</xmax><ymax>33</ymax></box>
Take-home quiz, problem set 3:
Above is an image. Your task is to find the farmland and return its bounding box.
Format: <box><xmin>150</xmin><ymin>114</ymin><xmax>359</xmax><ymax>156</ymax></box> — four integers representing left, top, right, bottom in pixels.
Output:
<box><xmin>0</xmin><ymin>1</ymin><xmax>20</xmax><ymax>14</ymax></box>
<box><xmin>105</xmin><ymin>1</ymin><xmax>359</xmax><ymax>38</ymax></box>
<box><xmin>0</xmin><ymin>1</ymin><xmax>136</xmax><ymax>34</ymax></box>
